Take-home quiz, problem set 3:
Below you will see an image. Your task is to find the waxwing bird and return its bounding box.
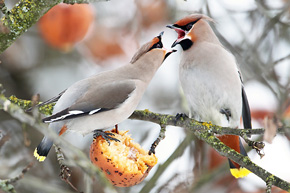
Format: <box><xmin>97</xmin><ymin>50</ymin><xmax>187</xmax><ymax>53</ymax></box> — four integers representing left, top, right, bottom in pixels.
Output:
<box><xmin>33</xmin><ymin>32</ymin><xmax>176</xmax><ymax>162</ymax></box>
<box><xmin>167</xmin><ymin>14</ymin><xmax>252</xmax><ymax>178</ymax></box>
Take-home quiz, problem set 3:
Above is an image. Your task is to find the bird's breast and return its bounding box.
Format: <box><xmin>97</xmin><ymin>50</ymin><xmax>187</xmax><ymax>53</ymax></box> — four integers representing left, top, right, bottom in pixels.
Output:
<box><xmin>179</xmin><ymin>59</ymin><xmax>242</xmax><ymax>127</ymax></box>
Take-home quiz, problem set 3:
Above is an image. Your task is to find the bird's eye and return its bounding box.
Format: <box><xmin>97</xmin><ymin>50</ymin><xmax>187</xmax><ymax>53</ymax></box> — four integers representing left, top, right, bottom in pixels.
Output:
<box><xmin>186</xmin><ymin>23</ymin><xmax>193</xmax><ymax>31</ymax></box>
<box><xmin>148</xmin><ymin>40</ymin><xmax>163</xmax><ymax>52</ymax></box>
<box><xmin>150</xmin><ymin>41</ymin><xmax>163</xmax><ymax>51</ymax></box>
<box><xmin>156</xmin><ymin>42</ymin><xmax>162</xmax><ymax>48</ymax></box>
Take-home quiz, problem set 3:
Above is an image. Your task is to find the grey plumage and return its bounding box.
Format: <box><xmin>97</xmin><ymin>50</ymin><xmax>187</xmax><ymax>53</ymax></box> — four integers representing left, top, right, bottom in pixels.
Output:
<box><xmin>179</xmin><ymin>40</ymin><xmax>242</xmax><ymax>127</ymax></box>
<box><xmin>168</xmin><ymin>14</ymin><xmax>252</xmax><ymax>178</ymax></box>
<box><xmin>34</xmin><ymin>32</ymin><xmax>176</xmax><ymax>161</ymax></box>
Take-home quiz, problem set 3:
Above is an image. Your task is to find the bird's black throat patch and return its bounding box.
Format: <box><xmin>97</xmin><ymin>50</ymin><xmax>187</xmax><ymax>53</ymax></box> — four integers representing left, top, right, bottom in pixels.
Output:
<box><xmin>179</xmin><ymin>39</ymin><xmax>193</xmax><ymax>51</ymax></box>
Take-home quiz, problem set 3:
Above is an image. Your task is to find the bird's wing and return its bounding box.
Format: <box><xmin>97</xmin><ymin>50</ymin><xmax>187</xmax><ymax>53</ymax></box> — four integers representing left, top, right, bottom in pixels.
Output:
<box><xmin>242</xmin><ymin>86</ymin><xmax>252</xmax><ymax>129</ymax></box>
<box><xmin>25</xmin><ymin>90</ymin><xmax>66</xmax><ymax>112</ymax></box>
<box><xmin>238</xmin><ymin>70</ymin><xmax>252</xmax><ymax>129</ymax></box>
<box><xmin>42</xmin><ymin>80</ymin><xmax>136</xmax><ymax>123</ymax></box>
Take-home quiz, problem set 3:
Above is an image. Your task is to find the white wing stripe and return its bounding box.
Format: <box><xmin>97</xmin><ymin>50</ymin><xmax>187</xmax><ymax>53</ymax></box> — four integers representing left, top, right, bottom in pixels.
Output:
<box><xmin>68</xmin><ymin>110</ymin><xmax>84</xmax><ymax>114</ymax></box>
<box><xmin>89</xmin><ymin>108</ymin><xmax>101</xmax><ymax>115</ymax></box>
<box><xmin>44</xmin><ymin>108</ymin><xmax>102</xmax><ymax>123</ymax></box>
<box><xmin>44</xmin><ymin>110</ymin><xmax>84</xmax><ymax>123</ymax></box>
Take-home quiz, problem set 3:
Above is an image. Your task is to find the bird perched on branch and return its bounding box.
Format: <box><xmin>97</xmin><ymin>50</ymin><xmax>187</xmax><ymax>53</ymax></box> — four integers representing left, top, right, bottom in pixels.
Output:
<box><xmin>33</xmin><ymin>32</ymin><xmax>176</xmax><ymax>162</ymax></box>
<box><xmin>167</xmin><ymin>14</ymin><xmax>252</xmax><ymax>178</ymax></box>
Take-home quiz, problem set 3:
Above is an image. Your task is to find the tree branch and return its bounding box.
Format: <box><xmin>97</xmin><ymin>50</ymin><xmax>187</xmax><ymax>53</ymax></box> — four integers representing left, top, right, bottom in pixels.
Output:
<box><xmin>130</xmin><ymin>110</ymin><xmax>287</xmax><ymax>136</ymax></box>
<box><xmin>1</xmin><ymin>91</ymin><xmax>290</xmax><ymax>191</ymax></box>
<box><xmin>0</xmin><ymin>162</ymin><xmax>34</xmax><ymax>193</ymax></box>
<box><xmin>129</xmin><ymin>110</ymin><xmax>290</xmax><ymax>191</ymax></box>
<box><xmin>0</xmin><ymin>0</ymin><xmax>107</xmax><ymax>53</ymax></box>
<box><xmin>140</xmin><ymin>134</ymin><xmax>193</xmax><ymax>193</ymax></box>
<box><xmin>0</xmin><ymin>92</ymin><xmax>117</xmax><ymax>192</ymax></box>
<box><xmin>0</xmin><ymin>0</ymin><xmax>59</xmax><ymax>53</ymax></box>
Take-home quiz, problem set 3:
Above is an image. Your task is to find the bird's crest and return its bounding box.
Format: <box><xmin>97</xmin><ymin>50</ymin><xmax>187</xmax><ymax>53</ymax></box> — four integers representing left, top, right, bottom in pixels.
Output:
<box><xmin>174</xmin><ymin>14</ymin><xmax>214</xmax><ymax>27</ymax></box>
<box><xmin>130</xmin><ymin>33</ymin><xmax>163</xmax><ymax>64</ymax></box>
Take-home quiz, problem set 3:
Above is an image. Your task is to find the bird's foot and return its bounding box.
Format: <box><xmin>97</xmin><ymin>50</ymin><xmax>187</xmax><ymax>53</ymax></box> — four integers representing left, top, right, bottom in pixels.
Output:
<box><xmin>93</xmin><ymin>130</ymin><xmax>120</xmax><ymax>145</ymax></box>
<box><xmin>250</xmin><ymin>141</ymin><xmax>265</xmax><ymax>158</ymax></box>
<box><xmin>174</xmin><ymin>113</ymin><xmax>188</xmax><ymax>125</ymax></box>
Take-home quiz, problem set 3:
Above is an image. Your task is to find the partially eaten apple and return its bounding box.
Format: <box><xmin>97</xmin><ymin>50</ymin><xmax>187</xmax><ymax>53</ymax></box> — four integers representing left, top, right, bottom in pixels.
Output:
<box><xmin>90</xmin><ymin>129</ymin><xmax>157</xmax><ymax>187</ymax></box>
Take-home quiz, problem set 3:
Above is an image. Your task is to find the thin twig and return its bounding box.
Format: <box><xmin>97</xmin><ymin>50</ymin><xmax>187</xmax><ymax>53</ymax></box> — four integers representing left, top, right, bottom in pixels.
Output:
<box><xmin>266</xmin><ymin>179</ymin><xmax>273</xmax><ymax>193</ymax></box>
<box><xmin>149</xmin><ymin>124</ymin><xmax>166</xmax><ymax>155</ymax></box>
<box><xmin>0</xmin><ymin>162</ymin><xmax>34</xmax><ymax>193</ymax></box>
<box><xmin>0</xmin><ymin>93</ymin><xmax>117</xmax><ymax>192</ymax></box>
<box><xmin>55</xmin><ymin>145</ymin><xmax>83</xmax><ymax>193</ymax></box>
<box><xmin>5</xmin><ymin>162</ymin><xmax>34</xmax><ymax>183</ymax></box>
<box><xmin>140</xmin><ymin>134</ymin><xmax>193</xmax><ymax>193</ymax></box>
<box><xmin>129</xmin><ymin>110</ymin><xmax>290</xmax><ymax>191</ymax></box>
<box><xmin>2</xmin><ymin>93</ymin><xmax>290</xmax><ymax>191</ymax></box>
<box><xmin>273</xmin><ymin>53</ymin><xmax>290</xmax><ymax>65</ymax></box>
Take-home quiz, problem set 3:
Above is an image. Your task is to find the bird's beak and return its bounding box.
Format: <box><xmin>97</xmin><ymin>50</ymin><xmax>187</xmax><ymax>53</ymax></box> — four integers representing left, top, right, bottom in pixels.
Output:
<box><xmin>166</xmin><ymin>24</ymin><xmax>174</xmax><ymax>29</ymax></box>
<box><xmin>171</xmin><ymin>39</ymin><xmax>180</xmax><ymax>48</ymax></box>
<box><xmin>164</xmin><ymin>48</ymin><xmax>177</xmax><ymax>60</ymax></box>
<box><xmin>166</xmin><ymin>24</ymin><xmax>186</xmax><ymax>48</ymax></box>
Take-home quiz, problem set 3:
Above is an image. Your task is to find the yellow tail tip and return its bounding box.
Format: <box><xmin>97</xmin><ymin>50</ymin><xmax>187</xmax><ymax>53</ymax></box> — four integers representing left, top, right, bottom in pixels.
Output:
<box><xmin>34</xmin><ymin>148</ymin><xmax>46</xmax><ymax>162</ymax></box>
<box><xmin>230</xmin><ymin>167</ymin><xmax>251</xmax><ymax>178</ymax></box>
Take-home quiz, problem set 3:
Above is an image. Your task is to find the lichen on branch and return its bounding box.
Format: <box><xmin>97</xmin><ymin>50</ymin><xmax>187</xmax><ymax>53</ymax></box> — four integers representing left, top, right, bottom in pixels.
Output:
<box><xmin>0</xmin><ymin>0</ymin><xmax>108</xmax><ymax>53</ymax></box>
<box><xmin>8</xmin><ymin>95</ymin><xmax>54</xmax><ymax>115</ymax></box>
<box><xmin>0</xmin><ymin>93</ymin><xmax>116</xmax><ymax>191</ymax></box>
<box><xmin>0</xmin><ymin>0</ymin><xmax>61</xmax><ymax>53</ymax></box>
<box><xmin>1</xmin><ymin>91</ymin><xmax>290</xmax><ymax>191</ymax></box>
<box><xmin>129</xmin><ymin>110</ymin><xmax>290</xmax><ymax>191</ymax></box>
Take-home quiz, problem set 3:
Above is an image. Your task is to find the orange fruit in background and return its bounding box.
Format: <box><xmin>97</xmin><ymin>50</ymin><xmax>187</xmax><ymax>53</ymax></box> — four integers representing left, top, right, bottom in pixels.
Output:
<box><xmin>38</xmin><ymin>3</ymin><xmax>94</xmax><ymax>51</ymax></box>
<box><xmin>136</xmin><ymin>0</ymin><xmax>169</xmax><ymax>28</ymax></box>
<box><xmin>283</xmin><ymin>105</ymin><xmax>290</xmax><ymax>118</ymax></box>
<box><xmin>84</xmin><ymin>25</ymin><xmax>125</xmax><ymax>62</ymax></box>
<box><xmin>90</xmin><ymin>129</ymin><xmax>157</xmax><ymax>187</ymax></box>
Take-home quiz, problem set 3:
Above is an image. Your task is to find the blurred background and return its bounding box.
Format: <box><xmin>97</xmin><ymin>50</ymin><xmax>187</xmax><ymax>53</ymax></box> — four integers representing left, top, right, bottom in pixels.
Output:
<box><xmin>0</xmin><ymin>0</ymin><xmax>290</xmax><ymax>192</ymax></box>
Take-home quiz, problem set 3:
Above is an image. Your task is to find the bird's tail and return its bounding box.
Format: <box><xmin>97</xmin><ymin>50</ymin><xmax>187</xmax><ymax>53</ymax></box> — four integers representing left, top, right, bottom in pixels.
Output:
<box><xmin>34</xmin><ymin>137</ymin><xmax>53</xmax><ymax>162</ymax></box>
<box><xmin>217</xmin><ymin>135</ymin><xmax>251</xmax><ymax>178</ymax></box>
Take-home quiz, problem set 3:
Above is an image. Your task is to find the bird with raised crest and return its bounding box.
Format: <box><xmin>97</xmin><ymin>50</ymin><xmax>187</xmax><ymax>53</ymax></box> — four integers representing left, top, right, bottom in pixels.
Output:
<box><xmin>167</xmin><ymin>14</ymin><xmax>252</xmax><ymax>178</ymax></box>
<box><xmin>33</xmin><ymin>32</ymin><xmax>176</xmax><ymax>162</ymax></box>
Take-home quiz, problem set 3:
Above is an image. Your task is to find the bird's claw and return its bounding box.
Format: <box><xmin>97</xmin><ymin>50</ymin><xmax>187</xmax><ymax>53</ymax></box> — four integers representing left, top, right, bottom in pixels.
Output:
<box><xmin>252</xmin><ymin>141</ymin><xmax>265</xmax><ymax>158</ymax></box>
<box><xmin>93</xmin><ymin>130</ymin><xmax>120</xmax><ymax>145</ymax></box>
<box><xmin>174</xmin><ymin>113</ymin><xmax>188</xmax><ymax>125</ymax></box>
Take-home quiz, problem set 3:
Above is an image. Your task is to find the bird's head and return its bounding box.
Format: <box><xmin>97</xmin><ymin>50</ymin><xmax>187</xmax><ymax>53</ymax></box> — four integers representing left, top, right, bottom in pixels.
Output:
<box><xmin>167</xmin><ymin>14</ymin><xmax>214</xmax><ymax>51</ymax></box>
<box><xmin>130</xmin><ymin>31</ymin><xmax>176</xmax><ymax>65</ymax></box>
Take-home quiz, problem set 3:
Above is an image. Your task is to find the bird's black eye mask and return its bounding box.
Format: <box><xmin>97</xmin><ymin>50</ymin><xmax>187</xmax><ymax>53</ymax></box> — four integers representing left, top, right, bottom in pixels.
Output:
<box><xmin>148</xmin><ymin>32</ymin><xmax>163</xmax><ymax>51</ymax></box>
<box><xmin>149</xmin><ymin>40</ymin><xmax>163</xmax><ymax>51</ymax></box>
<box><xmin>130</xmin><ymin>32</ymin><xmax>165</xmax><ymax>64</ymax></box>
